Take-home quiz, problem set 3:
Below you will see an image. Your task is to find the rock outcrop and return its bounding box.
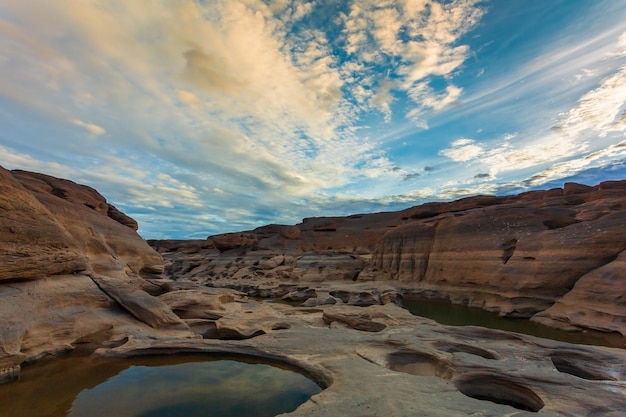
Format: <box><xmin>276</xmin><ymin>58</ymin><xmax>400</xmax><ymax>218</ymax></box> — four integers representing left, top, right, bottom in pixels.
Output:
<box><xmin>152</xmin><ymin>179</ymin><xmax>626</xmax><ymax>338</ymax></box>
<box><xmin>0</xmin><ymin>166</ymin><xmax>193</xmax><ymax>381</ymax></box>
<box><xmin>2</xmin><ymin>166</ymin><xmax>626</xmax><ymax>416</ymax></box>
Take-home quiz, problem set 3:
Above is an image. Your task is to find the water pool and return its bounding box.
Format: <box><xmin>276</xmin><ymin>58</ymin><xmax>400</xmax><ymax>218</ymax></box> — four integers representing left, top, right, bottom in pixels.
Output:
<box><xmin>0</xmin><ymin>354</ymin><xmax>322</xmax><ymax>417</ymax></box>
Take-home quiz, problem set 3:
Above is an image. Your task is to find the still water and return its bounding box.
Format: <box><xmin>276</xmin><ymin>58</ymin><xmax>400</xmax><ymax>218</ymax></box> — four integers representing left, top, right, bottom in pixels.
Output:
<box><xmin>403</xmin><ymin>297</ymin><xmax>625</xmax><ymax>348</ymax></box>
<box><xmin>0</xmin><ymin>355</ymin><xmax>321</xmax><ymax>417</ymax></box>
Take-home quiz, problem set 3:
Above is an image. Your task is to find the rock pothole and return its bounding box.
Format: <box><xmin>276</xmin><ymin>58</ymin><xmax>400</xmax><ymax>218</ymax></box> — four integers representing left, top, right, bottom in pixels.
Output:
<box><xmin>550</xmin><ymin>349</ymin><xmax>624</xmax><ymax>381</ymax></box>
<box><xmin>433</xmin><ymin>341</ymin><xmax>499</xmax><ymax>360</ymax></box>
<box><xmin>386</xmin><ymin>351</ymin><xmax>452</xmax><ymax>378</ymax></box>
<box><xmin>454</xmin><ymin>373</ymin><xmax>544</xmax><ymax>412</ymax></box>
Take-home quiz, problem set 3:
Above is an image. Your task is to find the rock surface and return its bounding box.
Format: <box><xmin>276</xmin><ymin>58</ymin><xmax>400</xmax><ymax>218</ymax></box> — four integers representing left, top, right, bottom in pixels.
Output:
<box><xmin>2</xmin><ymin>166</ymin><xmax>626</xmax><ymax>417</ymax></box>
<box><xmin>0</xmin><ymin>166</ymin><xmax>194</xmax><ymax>380</ymax></box>
<box><xmin>95</xmin><ymin>300</ymin><xmax>626</xmax><ymax>417</ymax></box>
<box><xmin>152</xmin><ymin>179</ymin><xmax>626</xmax><ymax>337</ymax></box>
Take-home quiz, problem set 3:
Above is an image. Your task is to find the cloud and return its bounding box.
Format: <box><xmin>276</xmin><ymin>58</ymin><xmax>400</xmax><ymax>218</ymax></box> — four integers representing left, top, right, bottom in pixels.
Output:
<box><xmin>2</xmin><ymin>1</ymin><xmax>624</xmax><ymax>239</ymax></box>
<box><xmin>518</xmin><ymin>139</ymin><xmax>626</xmax><ymax>187</ymax></box>
<box><xmin>71</xmin><ymin>119</ymin><xmax>106</xmax><ymax>136</ymax></box>
<box><xmin>339</xmin><ymin>0</ymin><xmax>484</xmax><ymax>123</ymax></box>
<box><xmin>439</xmin><ymin>138</ymin><xmax>484</xmax><ymax>162</ymax></box>
<box><xmin>553</xmin><ymin>65</ymin><xmax>626</xmax><ymax>137</ymax></box>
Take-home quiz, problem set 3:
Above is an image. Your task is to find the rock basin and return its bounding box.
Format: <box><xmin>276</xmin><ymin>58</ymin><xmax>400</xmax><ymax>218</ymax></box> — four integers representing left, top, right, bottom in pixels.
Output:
<box><xmin>0</xmin><ymin>353</ymin><xmax>323</xmax><ymax>417</ymax></box>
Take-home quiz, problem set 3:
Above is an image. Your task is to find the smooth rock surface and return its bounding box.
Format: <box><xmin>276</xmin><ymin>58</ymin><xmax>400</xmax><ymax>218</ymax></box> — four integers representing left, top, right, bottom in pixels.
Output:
<box><xmin>95</xmin><ymin>301</ymin><xmax>626</xmax><ymax>417</ymax></box>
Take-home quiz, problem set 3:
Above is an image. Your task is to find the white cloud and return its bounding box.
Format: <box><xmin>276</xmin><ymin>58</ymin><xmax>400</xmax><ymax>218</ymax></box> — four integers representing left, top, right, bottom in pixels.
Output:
<box><xmin>439</xmin><ymin>138</ymin><xmax>484</xmax><ymax>162</ymax></box>
<box><xmin>0</xmin><ymin>146</ymin><xmax>74</xmax><ymax>179</ymax></box>
<box><xmin>523</xmin><ymin>140</ymin><xmax>626</xmax><ymax>186</ymax></box>
<box><xmin>71</xmin><ymin>119</ymin><xmax>106</xmax><ymax>136</ymax></box>
<box><xmin>338</xmin><ymin>0</ymin><xmax>483</xmax><ymax>124</ymax></box>
<box><xmin>292</xmin><ymin>1</ymin><xmax>314</xmax><ymax>20</ymax></box>
<box><xmin>554</xmin><ymin>65</ymin><xmax>626</xmax><ymax>137</ymax></box>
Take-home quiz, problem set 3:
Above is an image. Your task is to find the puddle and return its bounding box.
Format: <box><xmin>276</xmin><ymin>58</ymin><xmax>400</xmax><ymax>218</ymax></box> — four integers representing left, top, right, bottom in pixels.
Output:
<box><xmin>0</xmin><ymin>354</ymin><xmax>321</xmax><ymax>417</ymax></box>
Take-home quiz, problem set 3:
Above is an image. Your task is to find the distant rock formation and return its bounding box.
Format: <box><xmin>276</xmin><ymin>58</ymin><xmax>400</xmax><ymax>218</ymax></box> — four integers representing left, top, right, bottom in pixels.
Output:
<box><xmin>153</xmin><ymin>180</ymin><xmax>626</xmax><ymax>337</ymax></box>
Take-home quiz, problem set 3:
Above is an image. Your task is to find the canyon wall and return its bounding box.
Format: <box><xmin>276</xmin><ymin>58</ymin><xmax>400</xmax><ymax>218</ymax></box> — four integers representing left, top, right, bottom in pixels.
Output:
<box><xmin>153</xmin><ymin>180</ymin><xmax>626</xmax><ymax>337</ymax></box>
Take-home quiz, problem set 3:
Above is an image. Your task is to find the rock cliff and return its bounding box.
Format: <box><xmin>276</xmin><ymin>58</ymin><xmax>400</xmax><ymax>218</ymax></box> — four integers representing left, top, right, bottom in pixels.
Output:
<box><xmin>152</xmin><ymin>180</ymin><xmax>626</xmax><ymax>338</ymax></box>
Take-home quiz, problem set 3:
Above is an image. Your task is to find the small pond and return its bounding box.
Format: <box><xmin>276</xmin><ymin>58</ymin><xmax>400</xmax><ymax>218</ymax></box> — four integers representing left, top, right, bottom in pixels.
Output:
<box><xmin>403</xmin><ymin>297</ymin><xmax>625</xmax><ymax>348</ymax></box>
<box><xmin>0</xmin><ymin>354</ymin><xmax>321</xmax><ymax>417</ymax></box>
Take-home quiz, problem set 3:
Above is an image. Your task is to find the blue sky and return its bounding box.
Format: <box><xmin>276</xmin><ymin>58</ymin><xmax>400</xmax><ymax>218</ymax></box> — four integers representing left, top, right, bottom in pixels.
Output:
<box><xmin>1</xmin><ymin>0</ymin><xmax>625</xmax><ymax>239</ymax></box>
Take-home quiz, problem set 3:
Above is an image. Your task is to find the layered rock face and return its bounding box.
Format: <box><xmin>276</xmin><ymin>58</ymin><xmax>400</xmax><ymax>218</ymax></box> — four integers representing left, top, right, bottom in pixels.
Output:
<box><xmin>370</xmin><ymin>181</ymin><xmax>626</xmax><ymax>334</ymax></box>
<box><xmin>153</xmin><ymin>180</ymin><xmax>626</xmax><ymax>337</ymax></box>
<box><xmin>0</xmin><ymin>166</ymin><xmax>192</xmax><ymax>381</ymax></box>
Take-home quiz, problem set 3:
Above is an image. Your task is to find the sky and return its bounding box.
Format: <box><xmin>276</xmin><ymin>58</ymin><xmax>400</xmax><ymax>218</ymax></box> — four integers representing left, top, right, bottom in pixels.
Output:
<box><xmin>1</xmin><ymin>0</ymin><xmax>626</xmax><ymax>239</ymax></box>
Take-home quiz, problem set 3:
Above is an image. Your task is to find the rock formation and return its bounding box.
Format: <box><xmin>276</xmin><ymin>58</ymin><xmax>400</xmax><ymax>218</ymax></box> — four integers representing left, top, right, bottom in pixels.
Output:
<box><xmin>152</xmin><ymin>179</ymin><xmax>626</xmax><ymax>338</ymax></box>
<box><xmin>2</xmin><ymin>166</ymin><xmax>626</xmax><ymax>416</ymax></box>
<box><xmin>0</xmin><ymin>166</ymin><xmax>194</xmax><ymax>383</ymax></box>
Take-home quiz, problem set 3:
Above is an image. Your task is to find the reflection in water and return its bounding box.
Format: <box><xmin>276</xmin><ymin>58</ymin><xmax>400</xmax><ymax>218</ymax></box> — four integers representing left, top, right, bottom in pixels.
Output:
<box><xmin>0</xmin><ymin>355</ymin><xmax>321</xmax><ymax>417</ymax></box>
<box><xmin>403</xmin><ymin>297</ymin><xmax>625</xmax><ymax>349</ymax></box>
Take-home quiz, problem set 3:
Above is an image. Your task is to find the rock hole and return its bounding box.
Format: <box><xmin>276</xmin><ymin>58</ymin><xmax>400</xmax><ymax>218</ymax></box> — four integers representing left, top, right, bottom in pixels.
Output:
<box><xmin>270</xmin><ymin>322</ymin><xmax>291</xmax><ymax>330</ymax></box>
<box><xmin>550</xmin><ymin>350</ymin><xmax>621</xmax><ymax>381</ymax></box>
<box><xmin>386</xmin><ymin>351</ymin><xmax>452</xmax><ymax>378</ymax></box>
<box><xmin>433</xmin><ymin>342</ymin><xmax>498</xmax><ymax>360</ymax></box>
<box><xmin>455</xmin><ymin>374</ymin><xmax>544</xmax><ymax>412</ymax></box>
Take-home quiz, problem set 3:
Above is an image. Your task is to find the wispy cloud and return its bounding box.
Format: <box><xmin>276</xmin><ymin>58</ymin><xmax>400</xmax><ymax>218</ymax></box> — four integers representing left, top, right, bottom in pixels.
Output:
<box><xmin>1</xmin><ymin>1</ymin><xmax>625</xmax><ymax>238</ymax></box>
<box><xmin>71</xmin><ymin>119</ymin><xmax>106</xmax><ymax>136</ymax></box>
<box><xmin>439</xmin><ymin>138</ymin><xmax>484</xmax><ymax>162</ymax></box>
<box><xmin>339</xmin><ymin>0</ymin><xmax>484</xmax><ymax>124</ymax></box>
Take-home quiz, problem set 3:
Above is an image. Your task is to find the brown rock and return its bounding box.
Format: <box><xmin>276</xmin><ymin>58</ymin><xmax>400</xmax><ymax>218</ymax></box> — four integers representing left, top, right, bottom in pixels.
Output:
<box><xmin>89</xmin><ymin>273</ymin><xmax>189</xmax><ymax>331</ymax></box>
<box><xmin>279</xmin><ymin>225</ymin><xmax>301</xmax><ymax>239</ymax></box>
<box><xmin>106</xmin><ymin>204</ymin><xmax>138</xmax><ymax>230</ymax></box>
<box><xmin>0</xmin><ymin>166</ymin><xmax>88</xmax><ymax>281</ymax></box>
<box><xmin>533</xmin><ymin>250</ymin><xmax>626</xmax><ymax>336</ymax></box>
<box><xmin>322</xmin><ymin>306</ymin><xmax>394</xmax><ymax>332</ymax></box>
<box><xmin>209</xmin><ymin>232</ymin><xmax>259</xmax><ymax>252</ymax></box>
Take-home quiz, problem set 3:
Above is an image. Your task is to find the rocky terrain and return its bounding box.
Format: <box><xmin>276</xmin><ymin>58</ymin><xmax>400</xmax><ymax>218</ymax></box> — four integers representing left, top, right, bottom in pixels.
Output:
<box><xmin>151</xmin><ymin>179</ymin><xmax>626</xmax><ymax>338</ymax></box>
<box><xmin>1</xmin><ymin>165</ymin><xmax>626</xmax><ymax>416</ymax></box>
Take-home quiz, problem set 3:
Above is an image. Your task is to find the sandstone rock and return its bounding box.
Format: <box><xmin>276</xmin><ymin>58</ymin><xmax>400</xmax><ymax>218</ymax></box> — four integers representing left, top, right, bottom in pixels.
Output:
<box><xmin>322</xmin><ymin>305</ymin><xmax>396</xmax><ymax>332</ymax></box>
<box><xmin>532</xmin><ymin>249</ymin><xmax>626</xmax><ymax>336</ymax></box>
<box><xmin>0</xmin><ymin>166</ymin><xmax>88</xmax><ymax>281</ymax></box>
<box><xmin>563</xmin><ymin>181</ymin><xmax>593</xmax><ymax>195</ymax></box>
<box><xmin>294</xmin><ymin>252</ymin><xmax>365</xmax><ymax>281</ymax></box>
<box><xmin>158</xmin><ymin>288</ymin><xmax>242</xmax><ymax>319</ymax></box>
<box><xmin>3</xmin><ymin>167</ymin><xmax>163</xmax><ymax>280</ymax></box>
<box><xmin>282</xmin><ymin>288</ymin><xmax>316</xmax><ymax>302</ymax></box>
<box><xmin>0</xmin><ymin>273</ymin><xmax>147</xmax><ymax>364</ymax></box>
<box><xmin>258</xmin><ymin>255</ymin><xmax>284</xmax><ymax>270</ymax></box>
<box><xmin>89</xmin><ymin>273</ymin><xmax>189</xmax><ymax>331</ymax></box>
<box><xmin>279</xmin><ymin>225</ymin><xmax>301</xmax><ymax>239</ymax></box>
<box><xmin>0</xmin><ymin>365</ymin><xmax>20</xmax><ymax>384</ymax></box>
<box><xmin>208</xmin><ymin>232</ymin><xmax>259</xmax><ymax>252</ymax></box>
<box><xmin>106</xmin><ymin>204</ymin><xmax>138</xmax><ymax>230</ymax></box>
<box><xmin>301</xmin><ymin>294</ymin><xmax>338</xmax><ymax>307</ymax></box>
<box><xmin>155</xmin><ymin>179</ymin><xmax>626</xmax><ymax>336</ymax></box>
